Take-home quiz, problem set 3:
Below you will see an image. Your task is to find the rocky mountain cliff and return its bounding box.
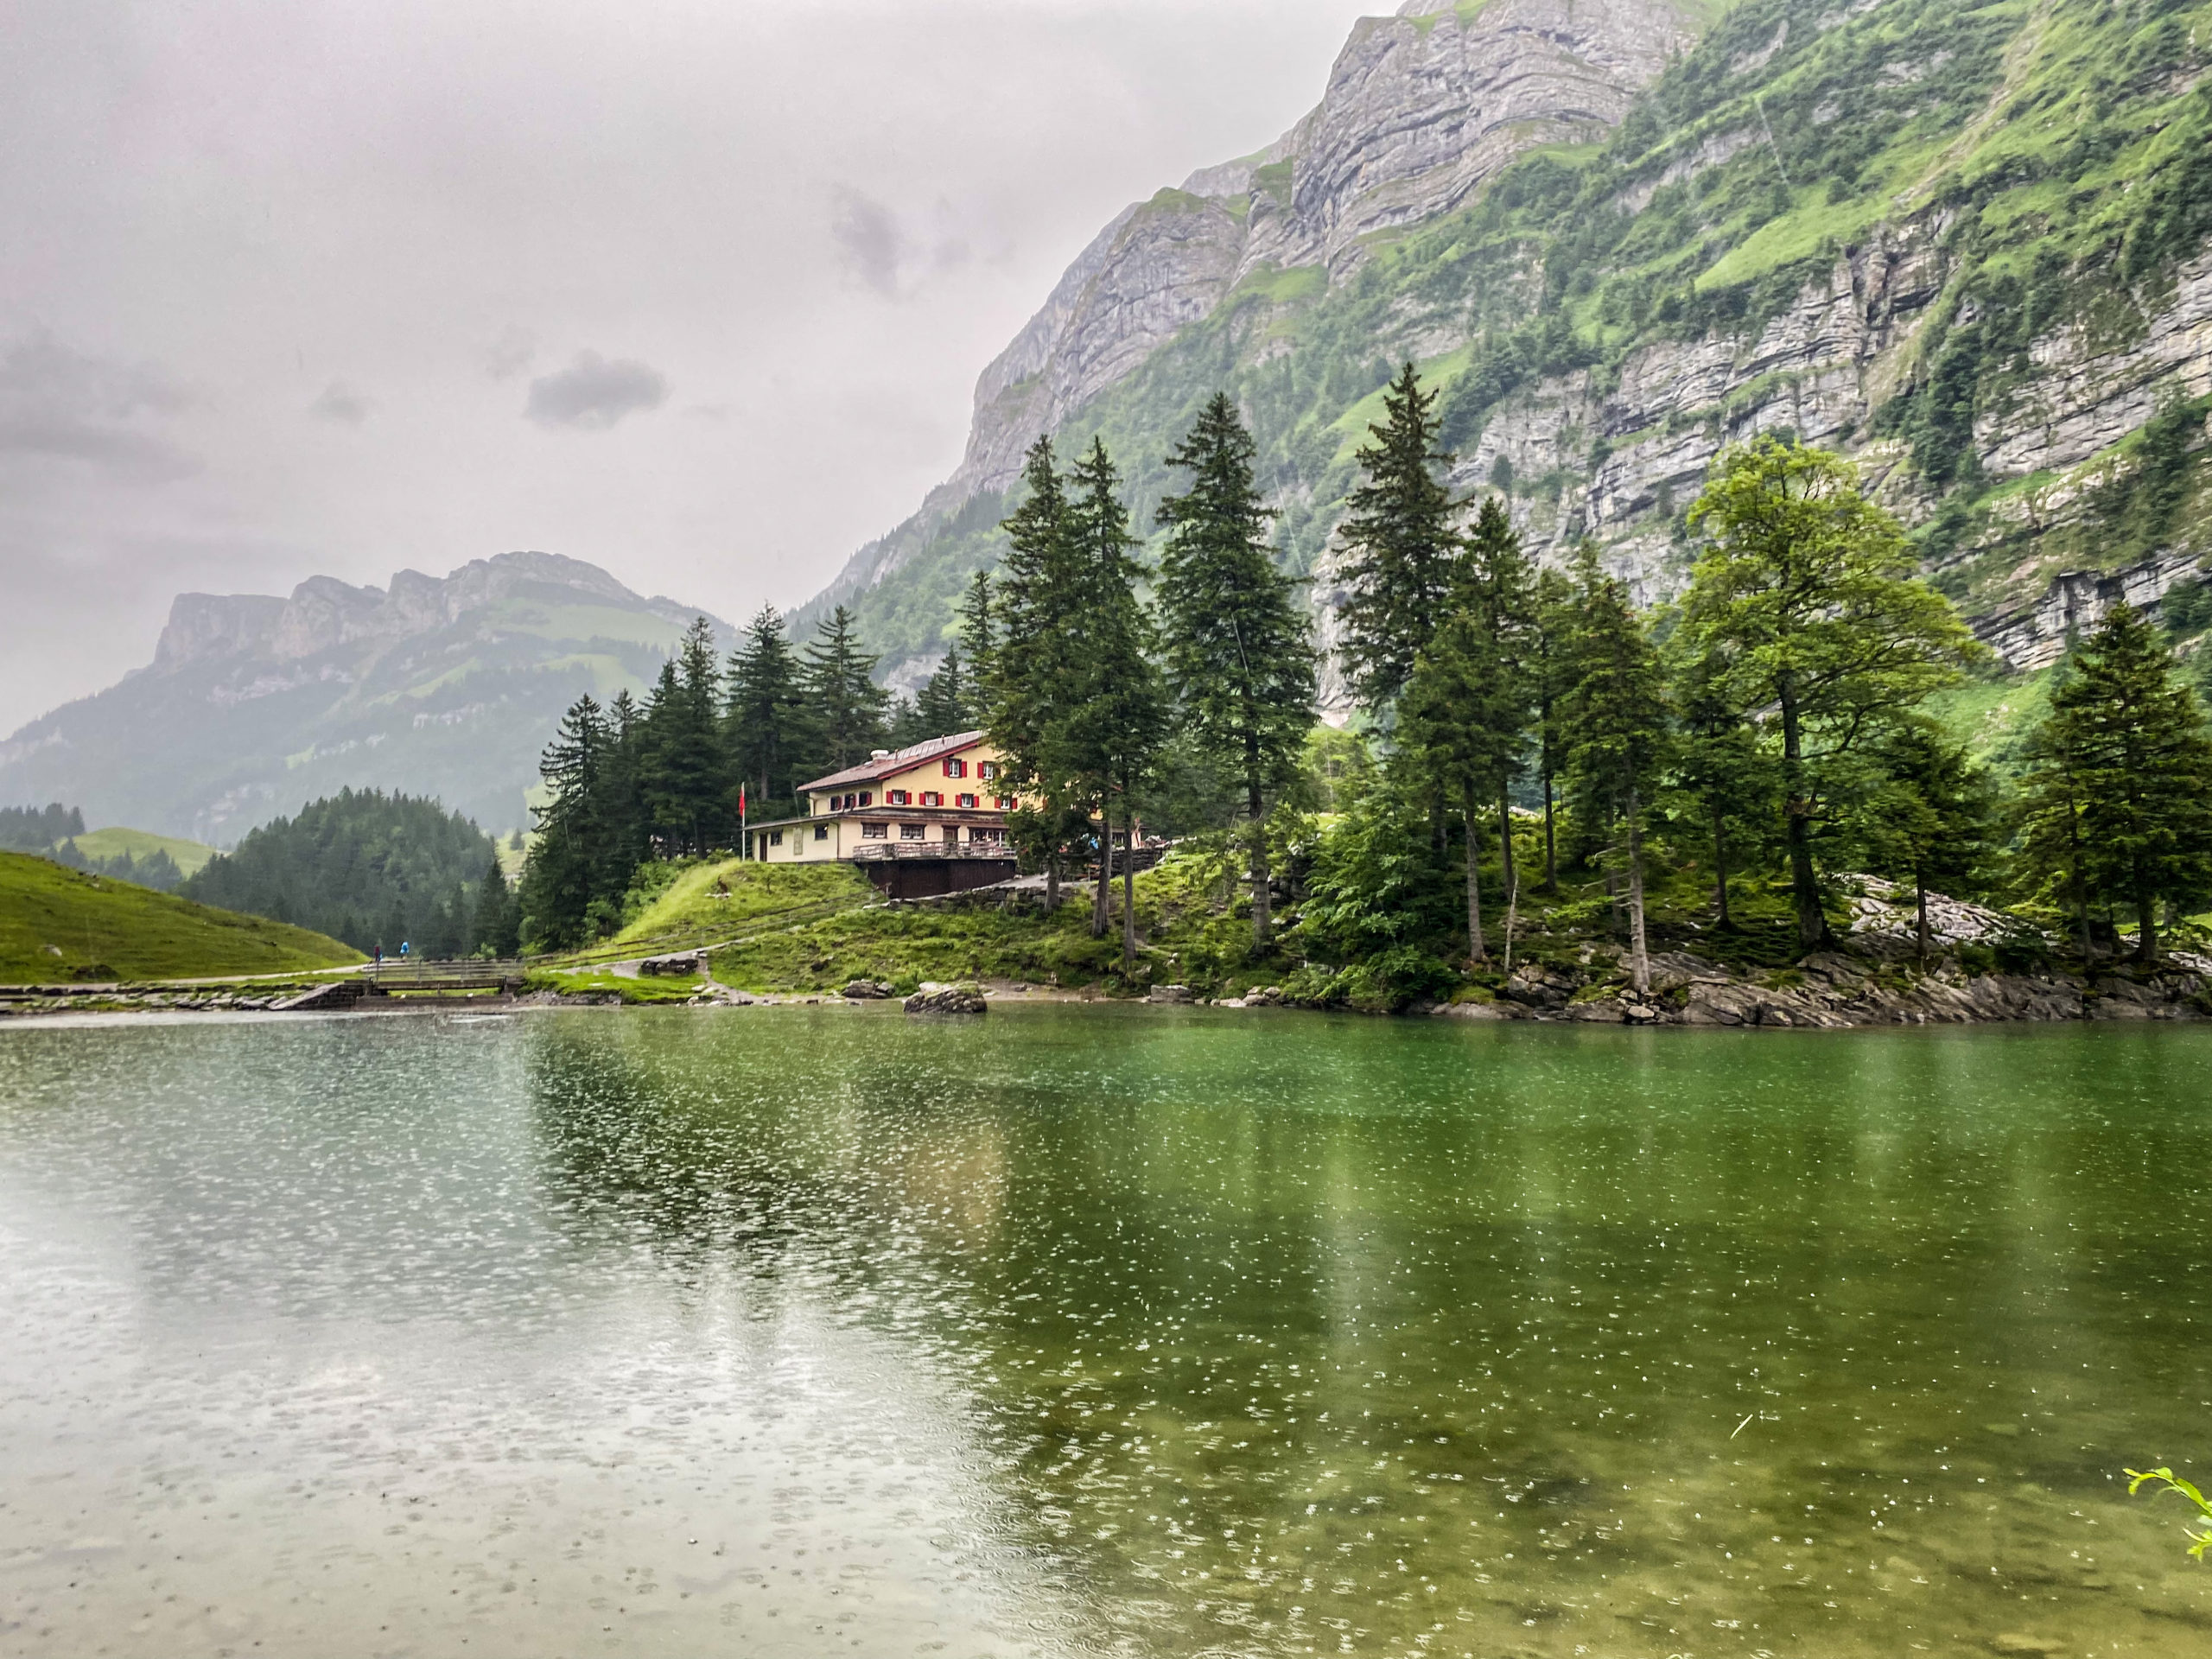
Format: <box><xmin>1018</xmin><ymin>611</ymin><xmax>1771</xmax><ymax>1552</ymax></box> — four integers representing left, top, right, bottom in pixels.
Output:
<box><xmin>0</xmin><ymin>553</ymin><xmax>728</xmax><ymax>842</ymax></box>
<box><xmin>804</xmin><ymin>0</ymin><xmax>2212</xmax><ymax>710</ymax></box>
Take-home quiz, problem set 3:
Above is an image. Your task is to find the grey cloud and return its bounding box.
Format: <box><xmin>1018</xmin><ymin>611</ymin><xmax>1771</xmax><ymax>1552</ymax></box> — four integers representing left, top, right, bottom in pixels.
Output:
<box><xmin>524</xmin><ymin>351</ymin><xmax>669</xmax><ymax>430</ymax></box>
<box><xmin>308</xmin><ymin>380</ymin><xmax>370</xmax><ymax>423</ymax></box>
<box><xmin>0</xmin><ymin>331</ymin><xmax>197</xmax><ymax>482</ymax></box>
<box><xmin>831</xmin><ymin>188</ymin><xmax>905</xmax><ymax>296</ymax></box>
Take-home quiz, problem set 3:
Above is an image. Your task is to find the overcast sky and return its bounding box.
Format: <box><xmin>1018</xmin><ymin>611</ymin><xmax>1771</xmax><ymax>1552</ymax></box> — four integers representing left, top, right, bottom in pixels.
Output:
<box><xmin>0</xmin><ymin>0</ymin><xmax>1380</xmax><ymax>735</ymax></box>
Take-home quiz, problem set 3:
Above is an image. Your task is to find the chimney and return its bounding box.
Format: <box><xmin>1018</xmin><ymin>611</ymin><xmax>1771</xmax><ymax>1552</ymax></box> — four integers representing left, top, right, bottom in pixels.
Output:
<box><xmin>870</xmin><ymin>749</ymin><xmax>891</xmax><ymax>760</ymax></box>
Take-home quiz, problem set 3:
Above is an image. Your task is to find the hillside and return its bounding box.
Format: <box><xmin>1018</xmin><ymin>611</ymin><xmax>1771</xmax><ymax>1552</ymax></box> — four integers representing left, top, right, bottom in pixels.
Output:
<box><xmin>0</xmin><ymin>551</ymin><xmax>732</xmax><ymax>844</ymax></box>
<box><xmin>70</xmin><ymin>828</ymin><xmax>219</xmax><ymax>879</ymax></box>
<box><xmin>0</xmin><ymin>849</ymin><xmax>362</xmax><ymax>984</ymax></box>
<box><xmin>801</xmin><ymin>0</ymin><xmax>2212</xmax><ymax>702</ymax></box>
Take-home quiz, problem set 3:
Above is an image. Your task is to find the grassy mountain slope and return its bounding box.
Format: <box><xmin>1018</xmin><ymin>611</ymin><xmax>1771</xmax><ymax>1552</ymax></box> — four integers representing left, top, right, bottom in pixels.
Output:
<box><xmin>72</xmin><ymin>828</ymin><xmax>219</xmax><ymax>878</ymax></box>
<box><xmin>0</xmin><ymin>849</ymin><xmax>362</xmax><ymax>983</ymax></box>
<box><xmin>823</xmin><ymin>0</ymin><xmax>2212</xmax><ymax>683</ymax></box>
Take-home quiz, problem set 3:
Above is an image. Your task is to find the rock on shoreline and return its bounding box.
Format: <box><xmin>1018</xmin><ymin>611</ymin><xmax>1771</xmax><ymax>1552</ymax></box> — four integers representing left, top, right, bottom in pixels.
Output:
<box><xmin>1424</xmin><ymin>950</ymin><xmax>2210</xmax><ymax>1027</ymax></box>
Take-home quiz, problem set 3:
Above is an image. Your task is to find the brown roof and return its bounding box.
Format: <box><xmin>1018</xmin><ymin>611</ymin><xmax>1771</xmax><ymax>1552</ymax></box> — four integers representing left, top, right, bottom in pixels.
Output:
<box><xmin>796</xmin><ymin>730</ymin><xmax>988</xmax><ymax>792</ymax></box>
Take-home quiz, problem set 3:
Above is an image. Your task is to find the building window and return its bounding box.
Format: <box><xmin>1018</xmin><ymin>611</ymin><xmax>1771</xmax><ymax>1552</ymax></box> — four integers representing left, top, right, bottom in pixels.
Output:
<box><xmin>861</xmin><ymin>821</ymin><xmax>887</xmax><ymax>839</ymax></box>
<box><xmin>956</xmin><ymin>792</ymin><xmax>977</xmax><ymax>810</ymax></box>
<box><xmin>900</xmin><ymin>823</ymin><xmax>925</xmax><ymax>840</ymax></box>
<box><xmin>922</xmin><ymin>791</ymin><xmax>943</xmax><ymax>807</ymax></box>
<box><xmin>977</xmin><ymin>761</ymin><xmax>999</xmax><ymax>781</ymax></box>
<box><xmin>887</xmin><ymin>789</ymin><xmax>910</xmax><ymax>806</ymax></box>
<box><xmin>815</xmin><ymin>824</ymin><xmax>830</xmax><ymax>841</ymax></box>
<box><xmin>859</xmin><ymin>791</ymin><xmax>873</xmax><ymax>807</ymax></box>
<box><xmin>768</xmin><ymin>830</ymin><xmax>783</xmax><ymax>847</ymax></box>
<box><xmin>944</xmin><ymin>757</ymin><xmax>967</xmax><ymax>778</ymax></box>
<box><xmin>995</xmin><ymin>796</ymin><xmax>1015</xmax><ymax>810</ymax></box>
<box><xmin>971</xmin><ymin>826</ymin><xmax>1003</xmax><ymax>845</ymax></box>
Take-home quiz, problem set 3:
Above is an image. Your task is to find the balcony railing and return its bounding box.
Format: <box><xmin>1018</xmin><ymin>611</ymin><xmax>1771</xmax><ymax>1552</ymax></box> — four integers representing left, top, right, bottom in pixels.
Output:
<box><xmin>849</xmin><ymin>840</ymin><xmax>1014</xmax><ymax>861</ymax></box>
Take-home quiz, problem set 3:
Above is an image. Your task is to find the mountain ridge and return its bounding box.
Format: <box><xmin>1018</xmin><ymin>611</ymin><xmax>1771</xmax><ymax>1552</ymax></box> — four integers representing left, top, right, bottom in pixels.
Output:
<box><xmin>798</xmin><ymin>0</ymin><xmax>2212</xmax><ymax>705</ymax></box>
<box><xmin>1</xmin><ymin>551</ymin><xmax>731</xmax><ymax>842</ymax></box>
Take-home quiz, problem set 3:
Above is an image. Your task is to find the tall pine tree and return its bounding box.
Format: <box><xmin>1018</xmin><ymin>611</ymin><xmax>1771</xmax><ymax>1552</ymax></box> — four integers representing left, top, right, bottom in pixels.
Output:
<box><xmin>726</xmin><ymin>606</ymin><xmax>803</xmax><ymax>815</ymax></box>
<box><xmin>1155</xmin><ymin>393</ymin><xmax>1317</xmax><ymax>949</ymax></box>
<box><xmin>1563</xmin><ymin>567</ymin><xmax>1671</xmax><ymax>995</ymax></box>
<box><xmin>798</xmin><ymin>606</ymin><xmax>889</xmax><ymax>776</ymax></box>
<box><xmin>1335</xmin><ymin>363</ymin><xmax>1462</xmax><ymax>715</ymax></box>
<box><xmin>2024</xmin><ymin>604</ymin><xmax>2212</xmax><ymax>964</ymax></box>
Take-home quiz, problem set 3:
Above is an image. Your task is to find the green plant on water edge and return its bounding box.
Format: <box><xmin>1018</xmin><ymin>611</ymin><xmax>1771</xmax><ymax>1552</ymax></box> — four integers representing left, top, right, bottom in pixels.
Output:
<box><xmin>2127</xmin><ymin>1467</ymin><xmax>2212</xmax><ymax>1560</ymax></box>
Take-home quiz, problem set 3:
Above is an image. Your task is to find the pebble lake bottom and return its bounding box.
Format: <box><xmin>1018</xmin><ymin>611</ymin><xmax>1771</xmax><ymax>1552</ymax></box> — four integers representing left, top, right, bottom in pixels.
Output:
<box><xmin>1</xmin><ymin>1006</ymin><xmax>2209</xmax><ymax>1658</ymax></box>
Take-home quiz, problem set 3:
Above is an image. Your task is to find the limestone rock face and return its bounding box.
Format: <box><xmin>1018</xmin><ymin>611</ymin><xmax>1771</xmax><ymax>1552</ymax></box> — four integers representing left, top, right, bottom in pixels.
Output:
<box><xmin>811</xmin><ymin>0</ymin><xmax>1707</xmax><ymax>611</ymax></box>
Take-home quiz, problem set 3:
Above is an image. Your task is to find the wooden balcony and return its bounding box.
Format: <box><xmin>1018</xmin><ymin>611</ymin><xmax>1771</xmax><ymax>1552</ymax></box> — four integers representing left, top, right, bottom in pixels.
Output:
<box><xmin>849</xmin><ymin>839</ymin><xmax>1014</xmax><ymax>862</ymax></box>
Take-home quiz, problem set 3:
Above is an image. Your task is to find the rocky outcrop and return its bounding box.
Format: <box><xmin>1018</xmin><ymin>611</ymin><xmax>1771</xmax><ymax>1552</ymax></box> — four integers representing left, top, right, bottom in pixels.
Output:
<box><xmin>1421</xmin><ymin>947</ymin><xmax>2205</xmax><ymax>1028</ymax></box>
<box><xmin>804</xmin><ymin>0</ymin><xmax>1709</xmax><ymax>624</ymax></box>
<box><xmin>906</xmin><ymin>983</ymin><xmax>988</xmax><ymax>1015</ymax></box>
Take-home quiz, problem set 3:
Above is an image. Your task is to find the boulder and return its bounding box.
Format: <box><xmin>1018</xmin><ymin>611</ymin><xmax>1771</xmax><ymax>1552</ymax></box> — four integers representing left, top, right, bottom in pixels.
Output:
<box><xmin>1146</xmin><ymin>984</ymin><xmax>1196</xmax><ymax>1004</ymax></box>
<box><xmin>905</xmin><ymin>986</ymin><xmax>988</xmax><ymax>1015</ymax></box>
<box><xmin>841</xmin><ymin>979</ymin><xmax>895</xmax><ymax>1000</ymax></box>
<box><xmin>640</xmin><ymin>951</ymin><xmax>704</xmax><ymax>976</ymax></box>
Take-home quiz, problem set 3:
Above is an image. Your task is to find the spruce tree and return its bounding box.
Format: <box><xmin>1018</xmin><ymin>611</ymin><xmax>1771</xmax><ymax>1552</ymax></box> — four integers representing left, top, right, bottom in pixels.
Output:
<box><xmin>1063</xmin><ymin>437</ymin><xmax>1168</xmax><ymax>961</ymax></box>
<box><xmin>1334</xmin><ymin>363</ymin><xmax>1462</xmax><ymax>715</ymax></box>
<box><xmin>1859</xmin><ymin>718</ymin><xmax>1993</xmax><ymax>966</ymax></box>
<box><xmin>798</xmin><ymin>606</ymin><xmax>889</xmax><ymax>775</ymax></box>
<box><xmin>1563</xmin><ymin>566</ymin><xmax>1671</xmax><ymax>995</ymax></box>
<box><xmin>991</xmin><ymin>438</ymin><xmax>1089</xmax><ymax>906</ymax></box>
<box><xmin>641</xmin><ymin>617</ymin><xmax>728</xmax><ymax>856</ymax></box>
<box><xmin>1155</xmin><ymin>392</ymin><xmax>1317</xmax><ymax>949</ymax></box>
<box><xmin>471</xmin><ymin>852</ymin><xmax>521</xmax><ymax>957</ymax></box>
<box><xmin>1529</xmin><ymin>564</ymin><xmax>1577</xmax><ymax>893</ymax></box>
<box><xmin>518</xmin><ymin>695</ymin><xmax>613</xmax><ymax>950</ymax></box>
<box><xmin>912</xmin><ymin>639</ymin><xmax>973</xmax><ymax>736</ymax></box>
<box><xmin>726</xmin><ymin>606</ymin><xmax>803</xmax><ymax>815</ymax></box>
<box><xmin>1681</xmin><ymin>438</ymin><xmax>1977</xmax><ymax>951</ymax></box>
<box><xmin>1667</xmin><ymin>652</ymin><xmax>1772</xmax><ymax>929</ymax></box>
<box><xmin>2025</xmin><ymin>604</ymin><xmax>2212</xmax><ymax>964</ymax></box>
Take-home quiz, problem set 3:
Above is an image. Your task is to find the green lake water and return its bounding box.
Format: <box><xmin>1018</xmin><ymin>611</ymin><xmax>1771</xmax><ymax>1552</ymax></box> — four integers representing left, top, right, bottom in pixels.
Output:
<box><xmin>3</xmin><ymin>1007</ymin><xmax>2211</xmax><ymax>1657</ymax></box>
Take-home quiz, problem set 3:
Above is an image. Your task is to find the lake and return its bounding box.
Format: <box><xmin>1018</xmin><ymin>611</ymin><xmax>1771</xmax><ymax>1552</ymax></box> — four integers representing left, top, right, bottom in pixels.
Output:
<box><xmin>3</xmin><ymin>1007</ymin><xmax>2209</xmax><ymax>1657</ymax></box>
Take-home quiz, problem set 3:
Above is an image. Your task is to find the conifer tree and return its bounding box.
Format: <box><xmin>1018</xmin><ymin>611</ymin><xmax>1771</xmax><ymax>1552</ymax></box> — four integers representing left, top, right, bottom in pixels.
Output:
<box><xmin>1681</xmin><ymin>438</ymin><xmax>1978</xmax><ymax>951</ymax></box>
<box><xmin>2023</xmin><ymin>604</ymin><xmax>2212</xmax><ymax>963</ymax></box>
<box><xmin>472</xmin><ymin>852</ymin><xmax>520</xmax><ymax>957</ymax></box>
<box><xmin>912</xmin><ymin>639</ymin><xmax>973</xmax><ymax>736</ymax></box>
<box><xmin>1155</xmin><ymin>392</ymin><xmax>1317</xmax><ymax>948</ymax></box>
<box><xmin>1335</xmin><ymin>363</ymin><xmax>1462</xmax><ymax>714</ymax></box>
<box><xmin>726</xmin><ymin>606</ymin><xmax>803</xmax><ymax>813</ymax></box>
<box><xmin>1528</xmin><ymin>564</ymin><xmax>1577</xmax><ymax>893</ymax></box>
<box><xmin>1063</xmin><ymin>437</ymin><xmax>1167</xmax><ymax>960</ymax></box>
<box><xmin>991</xmin><ymin>438</ymin><xmax>1090</xmax><ymax>905</ymax></box>
<box><xmin>958</xmin><ymin>569</ymin><xmax>997</xmax><ymax>688</ymax></box>
<box><xmin>641</xmin><ymin>617</ymin><xmax>728</xmax><ymax>855</ymax></box>
<box><xmin>518</xmin><ymin>694</ymin><xmax>614</xmax><ymax>950</ymax></box>
<box><xmin>798</xmin><ymin>606</ymin><xmax>889</xmax><ymax>775</ymax></box>
<box><xmin>1394</xmin><ymin>506</ymin><xmax>1529</xmax><ymax>966</ymax></box>
<box><xmin>1667</xmin><ymin>653</ymin><xmax>1771</xmax><ymax>928</ymax></box>
<box><xmin>1563</xmin><ymin>566</ymin><xmax>1671</xmax><ymax>995</ymax></box>
<box><xmin>1859</xmin><ymin>718</ymin><xmax>1993</xmax><ymax>966</ymax></box>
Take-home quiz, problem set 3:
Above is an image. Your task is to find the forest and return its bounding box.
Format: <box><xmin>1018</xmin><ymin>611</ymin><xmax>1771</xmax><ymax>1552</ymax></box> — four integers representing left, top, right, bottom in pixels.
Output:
<box><xmin>525</xmin><ymin>368</ymin><xmax>2212</xmax><ymax>995</ymax></box>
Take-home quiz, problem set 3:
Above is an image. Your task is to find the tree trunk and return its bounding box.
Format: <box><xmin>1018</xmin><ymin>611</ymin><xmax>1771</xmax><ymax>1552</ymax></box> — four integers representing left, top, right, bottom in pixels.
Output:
<box><xmin>1091</xmin><ymin>810</ymin><xmax>1111</xmax><ymax>939</ymax></box>
<box><xmin>1249</xmin><ymin>776</ymin><xmax>1271</xmax><ymax>950</ymax></box>
<box><xmin>1541</xmin><ymin>771</ymin><xmax>1558</xmax><ymax>893</ymax></box>
<box><xmin>1497</xmin><ymin>788</ymin><xmax>1516</xmax><ymax>906</ymax></box>
<box><xmin>1915</xmin><ymin>868</ymin><xmax>1930</xmax><ymax>969</ymax></box>
<box><xmin>1778</xmin><ymin>680</ymin><xmax>1828</xmax><ymax>951</ymax></box>
<box><xmin>2136</xmin><ymin>866</ymin><xmax>2159</xmax><ymax>966</ymax></box>
<box><xmin>1711</xmin><ymin>804</ymin><xmax>1732</xmax><ymax>926</ymax></box>
<box><xmin>1463</xmin><ymin>780</ymin><xmax>1487</xmax><ymax>965</ymax></box>
<box><xmin>1627</xmin><ymin>787</ymin><xmax>1649</xmax><ymax>996</ymax></box>
<box><xmin>1123</xmin><ymin>810</ymin><xmax>1140</xmax><ymax>969</ymax></box>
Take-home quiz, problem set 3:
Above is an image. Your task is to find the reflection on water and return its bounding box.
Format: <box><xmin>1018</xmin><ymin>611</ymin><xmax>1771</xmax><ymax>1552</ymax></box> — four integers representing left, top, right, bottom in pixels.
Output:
<box><xmin>3</xmin><ymin>1007</ymin><xmax>2211</xmax><ymax>1656</ymax></box>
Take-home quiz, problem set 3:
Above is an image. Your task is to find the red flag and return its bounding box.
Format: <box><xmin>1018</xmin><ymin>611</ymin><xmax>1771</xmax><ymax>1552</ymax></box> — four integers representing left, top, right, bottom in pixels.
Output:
<box><xmin>739</xmin><ymin>784</ymin><xmax>747</xmax><ymax>818</ymax></box>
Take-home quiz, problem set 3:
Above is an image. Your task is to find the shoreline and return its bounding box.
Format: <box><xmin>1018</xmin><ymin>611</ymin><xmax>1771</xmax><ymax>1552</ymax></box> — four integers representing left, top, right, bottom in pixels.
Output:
<box><xmin>6</xmin><ymin>951</ymin><xmax>2206</xmax><ymax>1028</ymax></box>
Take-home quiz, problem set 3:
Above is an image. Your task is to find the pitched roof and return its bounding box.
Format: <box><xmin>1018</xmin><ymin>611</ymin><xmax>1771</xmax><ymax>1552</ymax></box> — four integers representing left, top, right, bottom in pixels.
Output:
<box><xmin>796</xmin><ymin>730</ymin><xmax>988</xmax><ymax>793</ymax></box>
